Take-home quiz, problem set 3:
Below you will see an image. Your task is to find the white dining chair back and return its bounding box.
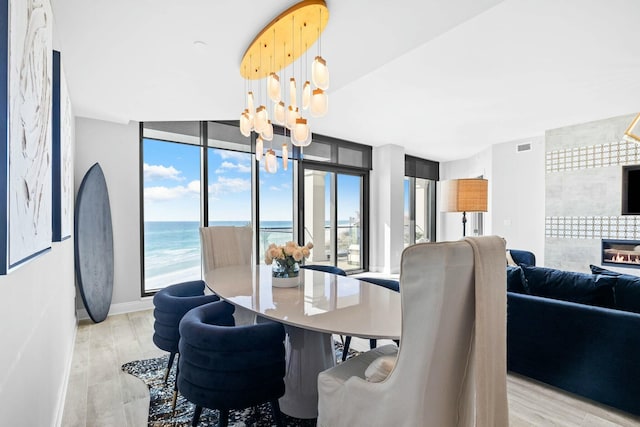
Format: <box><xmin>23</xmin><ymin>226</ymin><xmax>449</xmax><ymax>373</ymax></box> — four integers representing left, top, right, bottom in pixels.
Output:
<box><xmin>317</xmin><ymin>236</ymin><xmax>508</xmax><ymax>427</ymax></box>
<box><xmin>199</xmin><ymin>225</ymin><xmax>255</xmax><ymax>326</ymax></box>
<box><xmin>200</xmin><ymin>225</ymin><xmax>253</xmax><ymax>273</ymax></box>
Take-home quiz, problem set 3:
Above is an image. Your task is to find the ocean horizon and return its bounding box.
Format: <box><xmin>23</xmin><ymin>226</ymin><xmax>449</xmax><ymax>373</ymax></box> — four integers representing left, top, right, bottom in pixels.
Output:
<box><xmin>143</xmin><ymin>220</ymin><xmax>296</xmax><ymax>291</ymax></box>
<box><xmin>143</xmin><ymin>219</ymin><xmax>356</xmax><ymax>291</ymax></box>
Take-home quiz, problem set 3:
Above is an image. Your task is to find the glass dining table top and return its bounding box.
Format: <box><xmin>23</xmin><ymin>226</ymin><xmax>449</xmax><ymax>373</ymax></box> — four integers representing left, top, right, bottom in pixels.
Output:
<box><xmin>205</xmin><ymin>264</ymin><xmax>401</xmax><ymax>339</ymax></box>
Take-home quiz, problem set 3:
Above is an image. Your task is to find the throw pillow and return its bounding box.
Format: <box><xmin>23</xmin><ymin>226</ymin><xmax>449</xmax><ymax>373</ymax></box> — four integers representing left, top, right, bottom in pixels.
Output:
<box><xmin>521</xmin><ymin>265</ymin><xmax>615</xmax><ymax>308</ymax></box>
<box><xmin>506</xmin><ymin>250</ymin><xmax>518</xmax><ymax>267</ymax></box>
<box><xmin>589</xmin><ymin>265</ymin><xmax>640</xmax><ymax>314</ymax></box>
<box><xmin>506</xmin><ymin>265</ymin><xmax>527</xmax><ymax>293</ymax></box>
<box><xmin>365</xmin><ymin>355</ymin><xmax>397</xmax><ymax>383</ymax></box>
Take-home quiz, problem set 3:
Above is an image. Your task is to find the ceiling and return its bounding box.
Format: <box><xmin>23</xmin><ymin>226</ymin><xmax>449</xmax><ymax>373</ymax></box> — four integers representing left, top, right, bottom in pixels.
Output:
<box><xmin>52</xmin><ymin>0</ymin><xmax>640</xmax><ymax>161</ymax></box>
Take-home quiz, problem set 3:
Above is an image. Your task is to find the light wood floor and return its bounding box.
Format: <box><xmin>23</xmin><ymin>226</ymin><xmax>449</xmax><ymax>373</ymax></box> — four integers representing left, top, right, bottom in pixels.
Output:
<box><xmin>62</xmin><ymin>310</ymin><xmax>640</xmax><ymax>427</ymax></box>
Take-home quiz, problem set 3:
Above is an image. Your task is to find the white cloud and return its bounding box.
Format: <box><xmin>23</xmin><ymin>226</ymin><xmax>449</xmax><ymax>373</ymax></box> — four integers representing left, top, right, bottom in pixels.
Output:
<box><xmin>219</xmin><ymin>151</ymin><xmax>251</xmax><ymax>161</ymax></box>
<box><xmin>269</xmin><ymin>186</ymin><xmax>281</xmax><ymax>191</ymax></box>
<box><xmin>143</xmin><ymin>163</ymin><xmax>183</xmax><ymax>181</ymax></box>
<box><xmin>209</xmin><ymin>176</ymin><xmax>251</xmax><ymax>196</ymax></box>
<box><xmin>144</xmin><ymin>180</ymin><xmax>200</xmax><ymax>201</ymax></box>
<box><xmin>215</xmin><ymin>161</ymin><xmax>251</xmax><ymax>174</ymax></box>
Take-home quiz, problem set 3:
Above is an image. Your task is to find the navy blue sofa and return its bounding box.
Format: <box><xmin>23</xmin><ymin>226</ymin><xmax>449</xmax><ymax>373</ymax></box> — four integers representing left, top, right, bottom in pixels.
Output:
<box><xmin>506</xmin><ymin>250</ymin><xmax>640</xmax><ymax>416</ymax></box>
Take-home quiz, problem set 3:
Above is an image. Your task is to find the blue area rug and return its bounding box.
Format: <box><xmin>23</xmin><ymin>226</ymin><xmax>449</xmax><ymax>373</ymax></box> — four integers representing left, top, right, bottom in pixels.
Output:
<box><xmin>122</xmin><ymin>344</ymin><xmax>356</xmax><ymax>426</ymax></box>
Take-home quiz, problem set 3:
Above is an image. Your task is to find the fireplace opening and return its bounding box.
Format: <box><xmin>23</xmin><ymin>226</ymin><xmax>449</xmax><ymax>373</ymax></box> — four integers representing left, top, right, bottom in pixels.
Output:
<box><xmin>602</xmin><ymin>239</ymin><xmax>640</xmax><ymax>268</ymax></box>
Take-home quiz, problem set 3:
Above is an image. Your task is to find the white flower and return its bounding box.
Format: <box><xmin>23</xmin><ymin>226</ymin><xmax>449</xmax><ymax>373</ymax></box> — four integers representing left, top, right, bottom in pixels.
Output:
<box><xmin>265</xmin><ymin>241</ymin><xmax>313</xmax><ymax>265</ymax></box>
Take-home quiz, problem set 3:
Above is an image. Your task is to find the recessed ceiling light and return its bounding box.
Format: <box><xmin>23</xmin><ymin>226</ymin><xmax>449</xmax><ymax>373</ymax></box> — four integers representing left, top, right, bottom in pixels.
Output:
<box><xmin>193</xmin><ymin>40</ymin><xmax>207</xmax><ymax>48</ymax></box>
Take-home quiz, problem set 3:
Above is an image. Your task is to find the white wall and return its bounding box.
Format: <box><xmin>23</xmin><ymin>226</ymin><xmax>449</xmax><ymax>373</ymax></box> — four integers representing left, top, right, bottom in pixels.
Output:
<box><xmin>491</xmin><ymin>137</ymin><xmax>545</xmax><ymax>265</ymax></box>
<box><xmin>438</xmin><ymin>147</ymin><xmax>493</xmax><ymax>242</ymax></box>
<box><xmin>0</xmin><ymin>241</ymin><xmax>76</xmax><ymax>426</ymax></box>
<box><xmin>438</xmin><ymin>136</ymin><xmax>546</xmax><ymax>266</ymax></box>
<box><xmin>370</xmin><ymin>144</ymin><xmax>406</xmax><ymax>274</ymax></box>
<box><xmin>74</xmin><ymin>118</ymin><xmax>149</xmax><ymax>313</ymax></box>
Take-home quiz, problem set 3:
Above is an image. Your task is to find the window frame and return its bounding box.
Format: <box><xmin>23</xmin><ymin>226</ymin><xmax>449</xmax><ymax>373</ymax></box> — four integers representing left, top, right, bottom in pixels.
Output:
<box><xmin>140</xmin><ymin>121</ymin><xmax>373</xmax><ymax>296</ymax></box>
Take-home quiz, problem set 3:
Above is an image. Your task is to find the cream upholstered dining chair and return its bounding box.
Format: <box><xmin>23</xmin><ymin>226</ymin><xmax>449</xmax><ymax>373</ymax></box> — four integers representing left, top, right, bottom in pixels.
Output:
<box><xmin>317</xmin><ymin>236</ymin><xmax>509</xmax><ymax>427</ymax></box>
<box><xmin>199</xmin><ymin>225</ymin><xmax>255</xmax><ymax>325</ymax></box>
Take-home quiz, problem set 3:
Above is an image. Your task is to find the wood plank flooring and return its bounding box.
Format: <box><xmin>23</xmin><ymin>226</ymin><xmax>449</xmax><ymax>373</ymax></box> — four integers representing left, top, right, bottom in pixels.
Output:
<box><xmin>62</xmin><ymin>310</ymin><xmax>640</xmax><ymax>426</ymax></box>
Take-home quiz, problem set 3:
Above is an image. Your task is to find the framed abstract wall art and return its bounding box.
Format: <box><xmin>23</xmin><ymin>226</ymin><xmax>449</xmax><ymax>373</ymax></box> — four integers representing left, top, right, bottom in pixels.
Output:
<box><xmin>52</xmin><ymin>50</ymin><xmax>74</xmax><ymax>242</ymax></box>
<box><xmin>2</xmin><ymin>0</ymin><xmax>54</xmax><ymax>273</ymax></box>
<box><xmin>0</xmin><ymin>0</ymin><xmax>8</xmax><ymax>274</ymax></box>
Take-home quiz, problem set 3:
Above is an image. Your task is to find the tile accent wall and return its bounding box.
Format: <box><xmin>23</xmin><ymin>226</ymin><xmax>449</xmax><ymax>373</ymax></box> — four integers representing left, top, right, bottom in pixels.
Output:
<box><xmin>545</xmin><ymin>113</ymin><xmax>640</xmax><ymax>272</ymax></box>
<box><xmin>545</xmin><ymin>215</ymin><xmax>640</xmax><ymax>240</ymax></box>
<box><xmin>546</xmin><ymin>140</ymin><xmax>640</xmax><ymax>173</ymax></box>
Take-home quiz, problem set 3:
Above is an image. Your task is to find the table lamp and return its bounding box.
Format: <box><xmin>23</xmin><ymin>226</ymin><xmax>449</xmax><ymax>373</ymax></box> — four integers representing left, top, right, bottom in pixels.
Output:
<box><xmin>441</xmin><ymin>178</ymin><xmax>488</xmax><ymax>237</ymax></box>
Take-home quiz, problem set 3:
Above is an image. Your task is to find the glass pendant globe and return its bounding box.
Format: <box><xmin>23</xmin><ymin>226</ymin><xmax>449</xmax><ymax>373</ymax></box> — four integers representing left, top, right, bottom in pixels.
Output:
<box><xmin>282</xmin><ymin>143</ymin><xmax>289</xmax><ymax>171</ymax></box>
<box><xmin>264</xmin><ymin>149</ymin><xmax>278</xmax><ymax>174</ymax></box>
<box><xmin>289</xmin><ymin>78</ymin><xmax>297</xmax><ymax>108</ymax></box>
<box><xmin>255</xmin><ymin>136</ymin><xmax>264</xmax><ymax>161</ymax></box>
<box><xmin>240</xmin><ymin>110</ymin><xmax>251</xmax><ymax>137</ymax></box>
<box><xmin>254</xmin><ymin>106</ymin><xmax>268</xmax><ymax>133</ymax></box>
<box><xmin>274</xmin><ymin>101</ymin><xmax>286</xmax><ymax>125</ymax></box>
<box><xmin>302</xmin><ymin>81</ymin><xmax>311</xmax><ymax>110</ymax></box>
<box><xmin>291</xmin><ymin>118</ymin><xmax>309</xmax><ymax>146</ymax></box>
<box><xmin>261</xmin><ymin>120</ymin><xmax>274</xmax><ymax>141</ymax></box>
<box><xmin>310</xmin><ymin>89</ymin><xmax>328</xmax><ymax>117</ymax></box>
<box><xmin>312</xmin><ymin>56</ymin><xmax>329</xmax><ymax>90</ymax></box>
<box><xmin>247</xmin><ymin>92</ymin><xmax>255</xmax><ymax>115</ymax></box>
<box><xmin>267</xmin><ymin>73</ymin><xmax>281</xmax><ymax>103</ymax></box>
<box><xmin>285</xmin><ymin>106</ymin><xmax>299</xmax><ymax>130</ymax></box>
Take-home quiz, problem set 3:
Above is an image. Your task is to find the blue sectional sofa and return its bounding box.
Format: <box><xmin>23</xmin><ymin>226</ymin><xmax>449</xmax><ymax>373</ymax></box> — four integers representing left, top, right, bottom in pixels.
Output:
<box><xmin>506</xmin><ymin>250</ymin><xmax>640</xmax><ymax>416</ymax></box>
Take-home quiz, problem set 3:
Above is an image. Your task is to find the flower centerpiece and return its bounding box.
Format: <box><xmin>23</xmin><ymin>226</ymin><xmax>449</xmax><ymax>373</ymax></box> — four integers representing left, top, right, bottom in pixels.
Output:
<box><xmin>265</xmin><ymin>241</ymin><xmax>313</xmax><ymax>283</ymax></box>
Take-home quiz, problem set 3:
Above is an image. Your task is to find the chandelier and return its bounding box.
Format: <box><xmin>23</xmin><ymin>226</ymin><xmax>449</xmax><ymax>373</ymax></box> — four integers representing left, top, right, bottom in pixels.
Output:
<box><xmin>239</xmin><ymin>0</ymin><xmax>330</xmax><ymax>173</ymax></box>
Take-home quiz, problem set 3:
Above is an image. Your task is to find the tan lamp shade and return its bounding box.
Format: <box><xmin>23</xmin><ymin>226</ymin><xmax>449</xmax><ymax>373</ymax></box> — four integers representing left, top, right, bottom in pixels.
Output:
<box><xmin>441</xmin><ymin>178</ymin><xmax>488</xmax><ymax>213</ymax></box>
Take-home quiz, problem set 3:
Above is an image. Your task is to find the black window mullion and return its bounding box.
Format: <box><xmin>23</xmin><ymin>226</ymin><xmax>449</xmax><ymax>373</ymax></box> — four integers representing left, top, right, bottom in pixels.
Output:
<box><xmin>201</xmin><ymin>121</ymin><xmax>209</xmax><ymax>227</ymax></box>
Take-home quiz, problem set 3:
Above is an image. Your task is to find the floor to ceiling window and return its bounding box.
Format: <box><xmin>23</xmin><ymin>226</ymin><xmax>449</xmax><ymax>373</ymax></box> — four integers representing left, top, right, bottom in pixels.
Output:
<box><xmin>299</xmin><ymin>137</ymin><xmax>370</xmax><ymax>273</ymax></box>
<box><xmin>141</xmin><ymin>122</ymin><xmax>371</xmax><ymax>294</ymax></box>
<box><xmin>404</xmin><ymin>155</ymin><xmax>439</xmax><ymax>247</ymax></box>
<box><xmin>141</xmin><ymin>121</ymin><xmax>252</xmax><ymax>294</ymax></box>
<box><xmin>141</xmin><ymin>123</ymin><xmax>202</xmax><ymax>293</ymax></box>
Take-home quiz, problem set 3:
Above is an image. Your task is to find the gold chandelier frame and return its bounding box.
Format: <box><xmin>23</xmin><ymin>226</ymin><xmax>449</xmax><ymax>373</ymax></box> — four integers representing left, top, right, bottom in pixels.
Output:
<box><xmin>240</xmin><ymin>0</ymin><xmax>329</xmax><ymax>80</ymax></box>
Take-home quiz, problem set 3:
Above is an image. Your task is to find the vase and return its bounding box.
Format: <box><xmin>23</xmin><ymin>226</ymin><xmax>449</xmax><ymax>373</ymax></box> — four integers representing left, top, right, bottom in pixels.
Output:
<box><xmin>272</xmin><ymin>259</ymin><xmax>301</xmax><ymax>288</ymax></box>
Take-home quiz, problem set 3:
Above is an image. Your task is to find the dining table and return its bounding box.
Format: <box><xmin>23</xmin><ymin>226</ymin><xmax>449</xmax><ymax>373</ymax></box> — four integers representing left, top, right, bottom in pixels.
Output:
<box><xmin>205</xmin><ymin>264</ymin><xmax>401</xmax><ymax>419</ymax></box>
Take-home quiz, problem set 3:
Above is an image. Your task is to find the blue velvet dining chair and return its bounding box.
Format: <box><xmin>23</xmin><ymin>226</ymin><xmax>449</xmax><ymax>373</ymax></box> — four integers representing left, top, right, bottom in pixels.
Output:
<box><xmin>152</xmin><ymin>280</ymin><xmax>219</xmax><ymax>409</ymax></box>
<box><xmin>178</xmin><ymin>300</ymin><xmax>286</xmax><ymax>427</ymax></box>
<box><xmin>300</xmin><ymin>264</ymin><xmax>347</xmax><ymax>276</ymax></box>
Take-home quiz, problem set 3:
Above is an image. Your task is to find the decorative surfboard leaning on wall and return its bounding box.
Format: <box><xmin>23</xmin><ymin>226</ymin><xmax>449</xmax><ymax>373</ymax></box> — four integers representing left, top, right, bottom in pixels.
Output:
<box><xmin>74</xmin><ymin>163</ymin><xmax>114</xmax><ymax>323</ymax></box>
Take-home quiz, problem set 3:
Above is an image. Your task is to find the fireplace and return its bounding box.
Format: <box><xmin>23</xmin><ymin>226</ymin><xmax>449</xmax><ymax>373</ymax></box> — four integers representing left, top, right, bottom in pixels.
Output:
<box><xmin>602</xmin><ymin>239</ymin><xmax>640</xmax><ymax>268</ymax></box>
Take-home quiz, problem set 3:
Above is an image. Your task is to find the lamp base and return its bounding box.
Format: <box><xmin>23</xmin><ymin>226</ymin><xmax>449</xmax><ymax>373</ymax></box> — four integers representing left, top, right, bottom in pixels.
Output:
<box><xmin>462</xmin><ymin>211</ymin><xmax>467</xmax><ymax>237</ymax></box>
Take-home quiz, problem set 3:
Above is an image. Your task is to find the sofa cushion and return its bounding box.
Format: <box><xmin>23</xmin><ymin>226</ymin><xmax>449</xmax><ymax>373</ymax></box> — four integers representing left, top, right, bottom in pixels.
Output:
<box><xmin>589</xmin><ymin>265</ymin><xmax>640</xmax><ymax>314</ymax></box>
<box><xmin>506</xmin><ymin>250</ymin><xmax>518</xmax><ymax>267</ymax></box>
<box><xmin>506</xmin><ymin>265</ymin><xmax>527</xmax><ymax>293</ymax></box>
<box><xmin>508</xmin><ymin>249</ymin><xmax>536</xmax><ymax>266</ymax></box>
<box><xmin>521</xmin><ymin>265</ymin><xmax>615</xmax><ymax>308</ymax></box>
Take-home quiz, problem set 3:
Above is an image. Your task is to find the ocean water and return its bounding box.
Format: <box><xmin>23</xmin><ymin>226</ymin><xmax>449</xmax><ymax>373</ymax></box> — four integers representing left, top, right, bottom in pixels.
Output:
<box><xmin>144</xmin><ymin>220</ymin><xmax>359</xmax><ymax>291</ymax></box>
<box><xmin>143</xmin><ymin>220</ymin><xmax>293</xmax><ymax>290</ymax></box>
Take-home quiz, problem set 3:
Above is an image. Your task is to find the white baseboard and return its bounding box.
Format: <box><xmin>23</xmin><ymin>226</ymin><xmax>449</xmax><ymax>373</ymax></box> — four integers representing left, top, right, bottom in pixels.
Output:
<box><xmin>77</xmin><ymin>297</ymin><xmax>154</xmax><ymax>320</ymax></box>
<box><xmin>54</xmin><ymin>315</ymin><xmax>77</xmax><ymax>427</ymax></box>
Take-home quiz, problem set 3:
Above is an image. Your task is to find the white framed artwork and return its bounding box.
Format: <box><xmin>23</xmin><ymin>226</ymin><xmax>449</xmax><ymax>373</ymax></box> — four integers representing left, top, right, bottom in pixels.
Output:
<box><xmin>6</xmin><ymin>0</ymin><xmax>53</xmax><ymax>270</ymax></box>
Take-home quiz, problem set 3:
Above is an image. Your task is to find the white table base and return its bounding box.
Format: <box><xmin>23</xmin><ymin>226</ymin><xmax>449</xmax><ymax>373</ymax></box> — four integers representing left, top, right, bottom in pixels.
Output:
<box><xmin>279</xmin><ymin>325</ymin><xmax>336</xmax><ymax>419</ymax></box>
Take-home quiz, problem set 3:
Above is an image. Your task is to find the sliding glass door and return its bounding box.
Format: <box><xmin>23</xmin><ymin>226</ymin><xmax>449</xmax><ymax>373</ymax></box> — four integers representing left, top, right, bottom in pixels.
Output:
<box><xmin>302</xmin><ymin>166</ymin><xmax>365</xmax><ymax>272</ymax></box>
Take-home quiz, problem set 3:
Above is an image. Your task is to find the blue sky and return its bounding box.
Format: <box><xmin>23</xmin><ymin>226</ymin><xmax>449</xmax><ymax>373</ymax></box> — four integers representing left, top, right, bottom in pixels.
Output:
<box><xmin>143</xmin><ymin>138</ymin><xmax>361</xmax><ymax>223</ymax></box>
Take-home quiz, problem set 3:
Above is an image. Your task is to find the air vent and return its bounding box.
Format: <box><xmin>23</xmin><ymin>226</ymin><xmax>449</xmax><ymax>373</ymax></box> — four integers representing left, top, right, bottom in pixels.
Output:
<box><xmin>517</xmin><ymin>143</ymin><xmax>531</xmax><ymax>152</ymax></box>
